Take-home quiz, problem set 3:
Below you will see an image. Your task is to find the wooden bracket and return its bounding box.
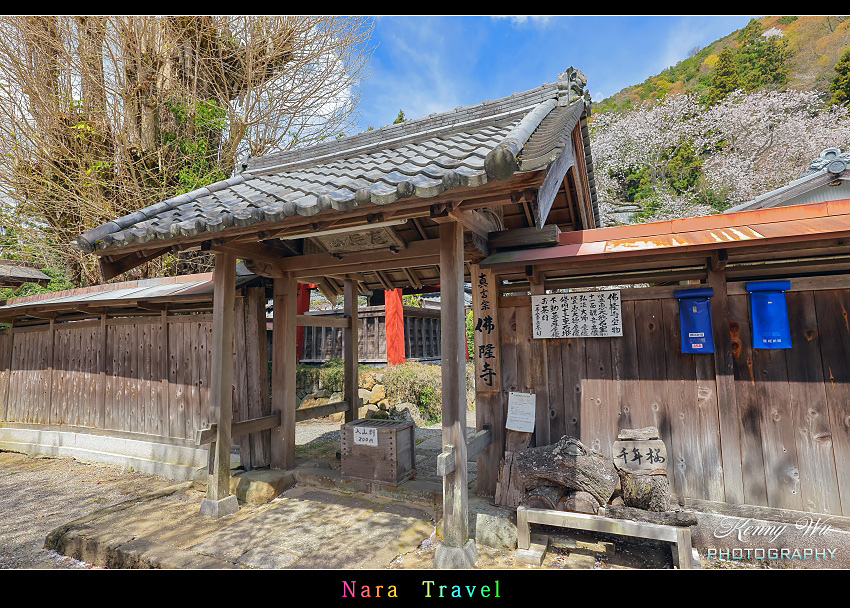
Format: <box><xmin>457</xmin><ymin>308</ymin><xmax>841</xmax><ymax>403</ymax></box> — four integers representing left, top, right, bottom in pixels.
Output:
<box><xmin>709</xmin><ymin>248</ymin><xmax>729</xmax><ymax>272</ymax></box>
<box><xmin>436</xmin><ymin>425</ymin><xmax>493</xmax><ymax>476</ymax></box>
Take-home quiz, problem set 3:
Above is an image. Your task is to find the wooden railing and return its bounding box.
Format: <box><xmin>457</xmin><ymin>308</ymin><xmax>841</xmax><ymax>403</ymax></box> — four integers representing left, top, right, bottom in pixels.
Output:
<box><xmin>299</xmin><ymin>305</ymin><xmax>441</xmax><ymax>363</ymax></box>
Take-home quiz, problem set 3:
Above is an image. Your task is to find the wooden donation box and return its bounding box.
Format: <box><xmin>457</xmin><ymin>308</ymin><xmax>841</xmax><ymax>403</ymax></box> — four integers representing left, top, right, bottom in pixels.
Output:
<box><xmin>340</xmin><ymin>419</ymin><xmax>416</xmax><ymax>486</ymax></box>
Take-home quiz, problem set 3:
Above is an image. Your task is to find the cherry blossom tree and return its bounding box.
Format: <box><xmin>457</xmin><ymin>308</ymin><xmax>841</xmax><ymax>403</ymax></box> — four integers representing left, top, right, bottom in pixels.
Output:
<box><xmin>590</xmin><ymin>88</ymin><xmax>850</xmax><ymax>224</ymax></box>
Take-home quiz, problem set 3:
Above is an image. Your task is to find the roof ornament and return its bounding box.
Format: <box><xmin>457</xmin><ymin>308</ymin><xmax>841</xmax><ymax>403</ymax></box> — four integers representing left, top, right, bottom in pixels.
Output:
<box><xmin>808</xmin><ymin>147</ymin><xmax>850</xmax><ymax>175</ymax></box>
<box><xmin>557</xmin><ymin>67</ymin><xmax>589</xmax><ymax>107</ymax></box>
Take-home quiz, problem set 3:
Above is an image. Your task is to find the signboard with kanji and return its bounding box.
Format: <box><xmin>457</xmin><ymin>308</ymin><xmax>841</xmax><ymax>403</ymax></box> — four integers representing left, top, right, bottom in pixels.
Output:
<box><xmin>472</xmin><ymin>267</ymin><xmax>501</xmax><ymax>393</ymax></box>
<box><xmin>531</xmin><ymin>290</ymin><xmax>623</xmax><ymax>339</ymax></box>
<box><xmin>612</xmin><ymin>439</ymin><xmax>668</xmax><ymax>473</ymax></box>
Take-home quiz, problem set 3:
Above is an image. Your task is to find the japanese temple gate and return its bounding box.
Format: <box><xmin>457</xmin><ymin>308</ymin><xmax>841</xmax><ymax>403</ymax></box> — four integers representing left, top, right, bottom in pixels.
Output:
<box><xmin>71</xmin><ymin>68</ymin><xmax>600</xmax><ymax>567</ymax></box>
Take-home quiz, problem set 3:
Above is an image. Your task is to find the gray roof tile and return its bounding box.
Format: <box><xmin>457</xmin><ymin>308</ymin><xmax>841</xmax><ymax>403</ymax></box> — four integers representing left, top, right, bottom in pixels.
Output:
<box><xmin>77</xmin><ymin>70</ymin><xmax>598</xmax><ymax>254</ymax></box>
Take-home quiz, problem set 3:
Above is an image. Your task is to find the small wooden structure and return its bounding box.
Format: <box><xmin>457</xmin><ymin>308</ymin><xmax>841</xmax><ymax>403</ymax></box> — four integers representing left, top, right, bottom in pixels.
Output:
<box><xmin>0</xmin><ymin>259</ymin><xmax>51</xmax><ymax>288</ymax></box>
<box><xmin>73</xmin><ymin>67</ymin><xmax>599</xmax><ymax>561</ymax></box>
<box><xmin>0</xmin><ymin>267</ymin><xmax>272</xmax><ymax>478</ymax></box>
<box><xmin>299</xmin><ymin>305</ymin><xmax>442</xmax><ymax>363</ymax></box>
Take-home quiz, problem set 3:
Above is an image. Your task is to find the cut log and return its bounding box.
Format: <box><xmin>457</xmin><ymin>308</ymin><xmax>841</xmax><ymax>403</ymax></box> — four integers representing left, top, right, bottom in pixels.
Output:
<box><xmin>513</xmin><ymin>436</ymin><xmax>618</xmax><ymax>507</ymax></box>
<box><xmin>618</xmin><ymin>469</ymin><xmax>676</xmax><ymax>512</ymax></box>
<box><xmin>602</xmin><ymin>504</ymin><xmax>697</xmax><ymax>527</ymax></box>
<box><xmin>495</xmin><ymin>452</ymin><xmax>528</xmax><ymax>508</ymax></box>
<box><xmin>521</xmin><ymin>485</ymin><xmax>565</xmax><ymax>510</ymax></box>
<box><xmin>557</xmin><ymin>489</ymin><xmax>598</xmax><ymax>514</ymax></box>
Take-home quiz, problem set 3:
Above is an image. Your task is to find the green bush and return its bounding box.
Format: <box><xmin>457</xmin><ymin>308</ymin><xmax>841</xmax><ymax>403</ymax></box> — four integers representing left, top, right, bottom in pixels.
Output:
<box><xmin>383</xmin><ymin>361</ymin><xmax>476</xmax><ymax>424</ymax></box>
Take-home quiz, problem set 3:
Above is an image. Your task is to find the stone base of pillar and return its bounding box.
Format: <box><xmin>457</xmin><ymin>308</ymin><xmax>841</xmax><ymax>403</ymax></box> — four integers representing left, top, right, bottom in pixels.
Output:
<box><xmin>199</xmin><ymin>495</ymin><xmax>239</xmax><ymax>518</ymax></box>
<box><xmin>434</xmin><ymin>539</ymin><xmax>478</xmax><ymax>569</ymax></box>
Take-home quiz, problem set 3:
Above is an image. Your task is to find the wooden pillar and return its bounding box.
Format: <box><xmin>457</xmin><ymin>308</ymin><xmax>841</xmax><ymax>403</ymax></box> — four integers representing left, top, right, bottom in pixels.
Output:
<box><xmin>435</xmin><ymin>219</ymin><xmax>476</xmax><ymax>567</ymax></box>
<box><xmin>201</xmin><ymin>252</ymin><xmax>239</xmax><ymax>516</ymax></box>
<box><xmin>271</xmin><ymin>271</ymin><xmax>297</xmax><ymax>470</ymax></box>
<box><xmin>344</xmin><ymin>278</ymin><xmax>359</xmax><ymax>422</ymax></box>
<box><xmin>707</xmin><ymin>267</ymin><xmax>744</xmax><ymax>504</ymax></box>
<box><xmin>295</xmin><ymin>283</ymin><xmax>311</xmax><ymax>362</ymax></box>
<box><xmin>385</xmin><ymin>287</ymin><xmax>405</xmax><ymax>365</ymax></box>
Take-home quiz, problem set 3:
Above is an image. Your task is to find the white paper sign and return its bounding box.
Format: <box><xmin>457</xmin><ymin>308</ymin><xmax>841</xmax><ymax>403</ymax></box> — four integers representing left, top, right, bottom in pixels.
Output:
<box><xmin>506</xmin><ymin>392</ymin><xmax>536</xmax><ymax>432</ymax></box>
<box><xmin>531</xmin><ymin>290</ymin><xmax>623</xmax><ymax>338</ymax></box>
<box><xmin>353</xmin><ymin>426</ymin><xmax>378</xmax><ymax>446</ymax></box>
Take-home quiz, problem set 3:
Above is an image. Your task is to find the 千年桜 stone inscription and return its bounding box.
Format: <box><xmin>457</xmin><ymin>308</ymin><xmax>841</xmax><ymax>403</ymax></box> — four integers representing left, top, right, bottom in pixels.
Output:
<box><xmin>531</xmin><ymin>290</ymin><xmax>622</xmax><ymax>339</ymax></box>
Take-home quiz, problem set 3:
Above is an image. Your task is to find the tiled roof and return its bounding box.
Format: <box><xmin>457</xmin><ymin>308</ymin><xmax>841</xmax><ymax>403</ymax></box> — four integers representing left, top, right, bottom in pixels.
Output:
<box><xmin>0</xmin><ymin>259</ymin><xmax>51</xmax><ymax>287</ymax></box>
<box><xmin>76</xmin><ymin>68</ymin><xmax>596</xmax><ymax>255</ymax></box>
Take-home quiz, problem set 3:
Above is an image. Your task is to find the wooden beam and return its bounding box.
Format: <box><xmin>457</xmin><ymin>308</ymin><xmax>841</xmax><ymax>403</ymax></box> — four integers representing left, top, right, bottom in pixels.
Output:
<box><xmin>439</xmin><ymin>219</ymin><xmax>470</xmax><ymax>549</ymax></box>
<box><xmin>277</xmin><ymin>238</ymin><xmax>442</xmax><ymax>277</ymax></box>
<box><xmin>343</xmin><ymin>278</ymin><xmax>360</xmax><ymax>423</ymax></box>
<box><xmin>489</xmin><ymin>224</ymin><xmax>561</xmax><ymax>251</ymax></box>
<box><xmin>296</xmin><ymin>314</ymin><xmax>349</xmax><ymax>328</ymax></box>
<box><xmin>295</xmin><ymin>400</ymin><xmax>350</xmax><ymax>423</ymax></box>
<box><xmin>196</xmin><ymin>412</ymin><xmax>282</xmax><ymax>445</ymax></box>
<box><xmin>536</xmin><ymin>136</ymin><xmax>577</xmax><ymax>228</ymax></box>
<box><xmin>271</xmin><ymin>271</ymin><xmax>297</xmax><ymax>470</ymax></box>
<box><xmin>207</xmin><ymin>252</ymin><xmax>237</xmax><ymax>502</ymax></box>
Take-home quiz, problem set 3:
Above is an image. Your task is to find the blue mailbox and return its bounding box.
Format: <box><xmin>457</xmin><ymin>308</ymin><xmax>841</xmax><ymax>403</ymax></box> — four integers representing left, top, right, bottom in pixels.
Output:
<box><xmin>673</xmin><ymin>287</ymin><xmax>715</xmax><ymax>354</ymax></box>
<box><xmin>745</xmin><ymin>281</ymin><xmax>791</xmax><ymax>350</ymax></box>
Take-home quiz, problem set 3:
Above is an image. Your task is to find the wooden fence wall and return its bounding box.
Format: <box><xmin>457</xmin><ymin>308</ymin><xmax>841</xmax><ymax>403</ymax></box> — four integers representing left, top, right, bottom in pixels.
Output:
<box><xmin>0</xmin><ymin>286</ymin><xmax>270</xmax><ymax>468</ymax></box>
<box><xmin>481</xmin><ymin>276</ymin><xmax>850</xmax><ymax>516</ymax></box>
<box><xmin>300</xmin><ymin>305</ymin><xmax>442</xmax><ymax>363</ymax></box>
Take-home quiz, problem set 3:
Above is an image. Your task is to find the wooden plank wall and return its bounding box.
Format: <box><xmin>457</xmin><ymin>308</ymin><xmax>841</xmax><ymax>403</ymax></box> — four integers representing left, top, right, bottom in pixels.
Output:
<box><xmin>0</xmin><ymin>288</ymin><xmax>269</xmax><ymax>466</ymax></box>
<box><xmin>488</xmin><ymin>281</ymin><xmax>849</xmax><ymax>515</ymax></box>
<box><xmin>300</xmin><ymin>306</ymin><xmax>442</xmax><ymax>362</ymax></box>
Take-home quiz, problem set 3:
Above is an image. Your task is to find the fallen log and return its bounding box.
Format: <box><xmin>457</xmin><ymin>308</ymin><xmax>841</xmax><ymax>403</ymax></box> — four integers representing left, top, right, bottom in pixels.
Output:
<box><xmin>513</xmin><ymin>436</ymin><xmax>618</xmax><ymax>507</ymax></box>
<box><xmin>557</xmin><ymin>489</ymin><xmax>598</xmax><ymax>514</ymax></box>
<box><xmin>521</xmin><ymin>485</ymin><xmax>565</xmax><ymax>510</ymax></box>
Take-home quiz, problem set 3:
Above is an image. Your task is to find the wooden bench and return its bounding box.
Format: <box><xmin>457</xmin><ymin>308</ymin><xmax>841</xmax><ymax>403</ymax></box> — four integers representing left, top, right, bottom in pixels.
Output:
<box><xmin>516</xmin><ymin>506</ymin><xmax>699</xmax><ymax>569</ymax></box>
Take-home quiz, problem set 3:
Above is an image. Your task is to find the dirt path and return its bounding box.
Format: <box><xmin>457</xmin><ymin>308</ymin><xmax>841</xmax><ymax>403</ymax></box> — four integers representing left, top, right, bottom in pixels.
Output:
<box><xmin>0</xmin><ymin>451</ymin><xmax>175</xmax><ymax>569</ymax></box>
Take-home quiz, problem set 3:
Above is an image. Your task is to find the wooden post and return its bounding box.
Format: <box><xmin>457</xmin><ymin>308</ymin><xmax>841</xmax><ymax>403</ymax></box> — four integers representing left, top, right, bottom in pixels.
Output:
<box><xmin>434</xmin><ymin>219</ymin><xmax>477</xmax><ymax>568</ymax></box>
<box><xmin>295</xmin><ymin>283</ymin><xmax>311</xmax><ymax>362</ymax></box>
<box><xmin>97</xmin><ymin>313</ymin><xmax>107</xmax><ymax>429</ymax></box>
<box><xmin>385</xmin><ymin>287</ymin><xmax>405</xmax><ymax>365</ymax></box>
<box><xmin>271</xmin><ymin>271</ymin><xmax>297</xmax><ymax>470</ymax></box>
<box><xmin>344</xmin><ymin>278</ymin><xmax>359</xmax><ymax>422</ymax></box>
<box><xmin>0</xmin><ymin>320</ymin><xmax>13</xmax><ymax>423</ymax></box>
<box><xmin>707</xmin><ymin>267</ymin><xmax>744</xmax><ymax>504</ymax></box>
<box><xmin>200</xmin><ymin>252</ymin><xmax>239</xmax><ymax>517</ymax></box>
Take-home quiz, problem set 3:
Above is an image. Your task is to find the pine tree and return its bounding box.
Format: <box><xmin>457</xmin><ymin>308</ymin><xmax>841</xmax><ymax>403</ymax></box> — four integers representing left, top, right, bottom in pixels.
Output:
<box><xmin>393</xmin><ymin>109</ymin><xmax>406</xmax><ymax>124</ymax></box>
<box><xmin>707</xmin><ymin>48</ymin><xmax>740</xmax><ymax>105</ymax></box>
<box><xmin>736</xmin><ymin>18</ymin><xmax>788</xmax><ymax>91</ymax></box>
<box><xmin>830</xmin><ymin>48</ymin><xmax>850</xmax><ymax>106</ymax></box>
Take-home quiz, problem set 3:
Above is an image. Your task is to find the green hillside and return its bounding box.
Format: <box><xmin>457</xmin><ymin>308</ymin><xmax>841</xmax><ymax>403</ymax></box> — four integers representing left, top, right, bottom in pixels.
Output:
<box><xmin>594</xmin><ymin>16</ymin><xmax>850</xmax><ymax>114</ymax></box>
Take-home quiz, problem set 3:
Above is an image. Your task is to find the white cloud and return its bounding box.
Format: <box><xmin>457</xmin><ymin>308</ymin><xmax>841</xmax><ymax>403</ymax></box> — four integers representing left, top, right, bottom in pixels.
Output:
<box><xmin>491</xmin><ymin>15</ymin><xmax>554</xmax><ymax>27</ymax></box>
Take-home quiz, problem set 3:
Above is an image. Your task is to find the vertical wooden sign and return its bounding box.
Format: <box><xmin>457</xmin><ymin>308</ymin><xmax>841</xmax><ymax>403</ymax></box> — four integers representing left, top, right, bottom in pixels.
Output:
<box><xmin>472</xmin><ymin>265</ymin><xmax>501</xmax><ymax>393</ymax></box>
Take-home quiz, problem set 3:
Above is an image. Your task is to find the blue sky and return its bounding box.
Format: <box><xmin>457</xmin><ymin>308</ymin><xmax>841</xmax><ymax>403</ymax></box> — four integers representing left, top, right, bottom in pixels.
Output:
<box><xmin>352</xmin><ymin>15</ymin><xmax>758</xmax><ymax>131</ymax></box>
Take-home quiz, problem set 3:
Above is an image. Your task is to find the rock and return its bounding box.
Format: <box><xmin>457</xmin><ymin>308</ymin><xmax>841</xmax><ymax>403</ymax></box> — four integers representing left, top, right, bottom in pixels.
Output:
<box><xmin>369</xmin><ymin>410</ymin><xmax>389</xmax><ymax>420</ymax></box>
<box><xmin>376</xmin><ymin>399</ymin><xmax>389</xmax><ymax>410</ymax></box>
<box><xmin>358</xmin><ymin>388</ymin><xmax>373</xmax><ymax>404</ymax></box>
<box><xmin>368</xmin><ymin>384</ymin><xmax>386</xmax><ymax>404</ymax></box>
<box><xmin>360</xmin><ymin>372</ymin><xmax>377</xmax><ymax>391</ymax></box>
<box><xmin>617</xmin><ymin>426</ymin><xmax>660</xmax><ymax>441</ymax></box>
<box><xmin>475</xmin><ymin>513</ymin><xmax>517</xmax><ymax>550</ymax></box>
<box><xmin>390</xmin><ymin>402</ymin><xmax>424</xmax><ymax>426</ymax></box>
<box><xmin>299</xmin><ymin>395</ymin><xmax>329</xmax><ymax>410</ymax></box>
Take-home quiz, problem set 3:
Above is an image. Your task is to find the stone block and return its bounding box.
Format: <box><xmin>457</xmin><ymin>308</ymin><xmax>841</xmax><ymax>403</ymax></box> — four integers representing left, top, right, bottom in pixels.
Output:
<box><xmin>475</xmin><ymin>512</ymin><xmax>517</xmax><ymax>550</ymax></box>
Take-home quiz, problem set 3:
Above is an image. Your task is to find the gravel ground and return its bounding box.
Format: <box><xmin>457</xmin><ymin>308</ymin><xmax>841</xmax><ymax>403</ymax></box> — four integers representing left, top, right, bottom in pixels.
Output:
<box><xmin>0</xmin><ymin>411</ymin><xmax>470</xmax><ymax>570</ymax></box>
<box><xmin>0</xmin><ymin>451</ymin><xmax>176</xmax><ymax>569</ymax></box>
